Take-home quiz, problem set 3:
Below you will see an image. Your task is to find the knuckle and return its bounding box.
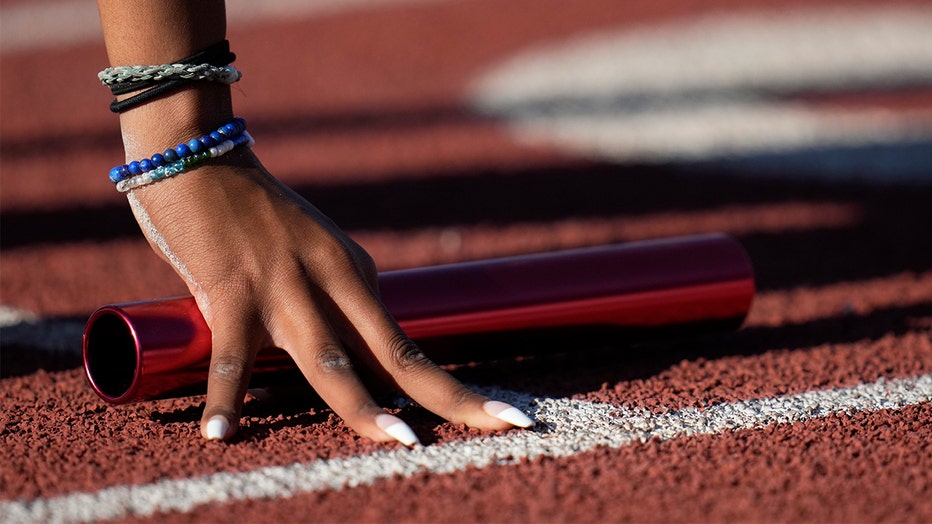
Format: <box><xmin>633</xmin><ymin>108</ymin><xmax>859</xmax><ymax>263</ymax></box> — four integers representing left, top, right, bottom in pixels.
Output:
<box><xmin>350</xmin><ymin>244</ymin><xmax>378</xmax><ymax>275</ymax></box>
<box><xmin>357</xmin><ymin>253</ymin><xmax>379</xmax><ymax>287</ymax></box>
<box><xmin>303</xmin><ymin>236</ymin><xmax>380</xmax><ymax>292</ymax></box>
<box><xmin>200</xmin><ymin>253</ymin><xmax>295</xmax><ymax>303</ymax></box>
<box><xmin>201</xmin><ymin>274</ymin><xmax>251</xmax><ymax>306</ymax></box>
<box><xmin>314</xmin><ymin>239</ymin><xmax>357</xmax><ymax>273</ymax></box>
<box><xmin>385</xmin><ymin>335</ymin><xmax>431</xmax><ymax>374</ymax></box>
<box><xmin>209</xmin><ymin>354</ymin><xmax>250</xmax><ymax>387</ymax></box>
<box><xmin>312</xmin><ymin>343</ymin><xmax>354</xmax><ymax>375</ymax></box>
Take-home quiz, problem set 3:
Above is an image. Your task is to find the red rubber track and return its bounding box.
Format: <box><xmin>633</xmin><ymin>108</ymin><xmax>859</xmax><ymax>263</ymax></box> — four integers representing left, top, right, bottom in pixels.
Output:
<box><xmin>2</xmin><ymin>0</ymin><xmax>931</xmax><ymax>522</ymax></box>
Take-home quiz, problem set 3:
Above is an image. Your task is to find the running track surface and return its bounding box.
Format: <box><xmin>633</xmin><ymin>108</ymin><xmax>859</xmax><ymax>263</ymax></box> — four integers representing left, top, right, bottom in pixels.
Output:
<box><xmin>2</xmin><ymin>0</ymin><xmax>932</xmax><ymax>522</ymax></box>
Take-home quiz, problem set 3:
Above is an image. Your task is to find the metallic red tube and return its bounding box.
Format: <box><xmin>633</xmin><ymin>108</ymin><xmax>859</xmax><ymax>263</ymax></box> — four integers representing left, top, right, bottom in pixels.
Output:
<box><xmin>83</xmin><ymin>233</ymin><xmax>755</xmax><ymax>404</ymax></box>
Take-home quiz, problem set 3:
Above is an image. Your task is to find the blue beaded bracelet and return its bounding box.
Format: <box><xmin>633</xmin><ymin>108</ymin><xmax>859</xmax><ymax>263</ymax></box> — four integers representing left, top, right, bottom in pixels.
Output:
<box><xmin>116</xmin><ymin>131</ymin><xmax>254</xmax><ymax>193</ymax></box>
<box><xmin>109</xmin><ymin>118</ymin><xmax>247</xmax><ymax>184</ymax></box>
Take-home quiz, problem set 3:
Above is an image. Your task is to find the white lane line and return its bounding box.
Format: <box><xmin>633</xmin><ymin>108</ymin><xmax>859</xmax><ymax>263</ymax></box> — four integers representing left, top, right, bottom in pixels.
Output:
<box><xmin>0</xmin><ymin>306</ymin><xmax>37</xmax><ymax>328</ymax></box>
<box><xmin>0</xmin><ymin>306</ymin><xmax>83</xmax><ymax>355</ymax></box>
<box><xmin>469</xmin><ymin>6</ymin><xmax>932</xmax><ymax>180</ymax></box>
<box><xmin>3</xmin><ymin>374</ymin><xmax>930</xmax><ymax>523</ymax></box>
<box><xmin>0</xmin><ymin>0</ymin><xmax>456</xmax><ymax>53</ymax></box>
<box><xmin>472</xmin><ymin>6</ymin><xmax>932</xmax><ymax>107</ymax></box>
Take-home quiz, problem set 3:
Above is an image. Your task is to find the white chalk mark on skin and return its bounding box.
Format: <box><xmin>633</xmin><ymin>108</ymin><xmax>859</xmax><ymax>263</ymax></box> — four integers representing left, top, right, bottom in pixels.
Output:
<box><xmin>127</xmin><ymin>191</ymin><xmax>212</xmax><ymax>322</ymax></box>
<box><xmin>119</xmin><ymin>128</ymin><xmax>144</xmax><ymax>162</ymax></box>
<box><xmin>211</xmin><ymin>360</ymin><xmax>245</xmax><ymax>380</ymax></box>
<box><xmin>318</xmin><ymin>351</ymin><xmax>354</xmax><ymax>373</ymax></box>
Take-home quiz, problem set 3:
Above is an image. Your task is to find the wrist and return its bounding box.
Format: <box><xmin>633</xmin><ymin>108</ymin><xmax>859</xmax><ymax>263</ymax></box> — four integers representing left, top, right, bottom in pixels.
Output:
<box><xmin>118</xmin><ymin>82</ymin><xmax>234</xmax><ymax>161</ymax></box>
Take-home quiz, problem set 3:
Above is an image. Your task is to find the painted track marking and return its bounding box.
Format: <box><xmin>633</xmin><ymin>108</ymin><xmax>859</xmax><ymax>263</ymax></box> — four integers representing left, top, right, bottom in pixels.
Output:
<box><xmin>470</xmin><ymin>6</ymin><xmax>932</xmax><ymax>180</ymax></box>
<box><xmin>0</xmin><ymin>307</ymin><xmax>84</xmax><ymax>357</ymax></box>
<box><xmin>3</xmin><ymin>374</ymin><xmax>930</xmax><ymax>523</ymax></box>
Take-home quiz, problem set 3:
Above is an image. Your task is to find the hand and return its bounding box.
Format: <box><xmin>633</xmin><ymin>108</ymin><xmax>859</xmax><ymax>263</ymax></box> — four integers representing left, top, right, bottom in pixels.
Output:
<box><xmin>125</xmin><ymin>148</ymin><xmax>534</xmax><ymax>443</ymax></box>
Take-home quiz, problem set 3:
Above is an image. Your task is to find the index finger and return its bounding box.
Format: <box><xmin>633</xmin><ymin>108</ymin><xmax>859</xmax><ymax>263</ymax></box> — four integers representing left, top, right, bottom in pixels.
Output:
<box><xmin>332</xmin><ymin>275</ymin><xmax>534</xmax><ymax>430</ymax></box>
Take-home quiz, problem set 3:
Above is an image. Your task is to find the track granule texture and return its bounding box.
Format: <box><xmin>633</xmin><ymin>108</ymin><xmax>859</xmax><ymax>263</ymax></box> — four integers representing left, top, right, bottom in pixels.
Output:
<box><xmin>2</xmin><ymin>0</ymin><xmax>931</xmax><ymax>522</ymax></box>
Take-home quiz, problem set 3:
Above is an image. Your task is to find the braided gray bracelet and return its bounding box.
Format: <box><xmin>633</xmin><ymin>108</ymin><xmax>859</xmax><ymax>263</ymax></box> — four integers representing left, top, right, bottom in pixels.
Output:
<box><xmin>98</xmin><ymin>64</ymin><xmax>242</xmax><ymax>87</ymax></box>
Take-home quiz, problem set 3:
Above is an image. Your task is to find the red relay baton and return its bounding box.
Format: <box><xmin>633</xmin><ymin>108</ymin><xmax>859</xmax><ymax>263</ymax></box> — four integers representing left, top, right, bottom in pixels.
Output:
<box><xmin>83</xmin><ymin>233</ymin><xmax>755</xmax><ymax>404</ymax></box>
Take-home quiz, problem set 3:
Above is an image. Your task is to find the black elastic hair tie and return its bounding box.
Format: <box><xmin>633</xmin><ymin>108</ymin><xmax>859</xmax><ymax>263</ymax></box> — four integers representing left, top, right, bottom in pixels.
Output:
<box><xmin>109</xmin><ymin>40</ymin><xmax>236</xmax><ymax>113</ymax></box>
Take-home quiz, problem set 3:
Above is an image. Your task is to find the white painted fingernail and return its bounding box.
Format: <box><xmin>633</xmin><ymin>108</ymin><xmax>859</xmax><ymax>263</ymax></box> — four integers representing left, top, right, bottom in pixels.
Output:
<box><xmin>205</xmin><ymin>415</ymin><xmax>230</xmax><ymax>440</ymax></box>
<box><xmin>375</xmin><ymin>414</ymin><xmax>420</xmax><ymax>447</ymax></box>
<box><xmin>483</xmin><ymin>400</ymin><xmax>535</xmax><ymax>428</ymax></box>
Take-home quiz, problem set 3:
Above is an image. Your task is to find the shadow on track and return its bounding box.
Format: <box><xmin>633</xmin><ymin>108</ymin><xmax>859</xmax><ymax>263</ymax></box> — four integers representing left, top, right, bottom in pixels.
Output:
<box><xmin>3</xmin><ymin>150</ymin><xmax>931</xmax><ymax>293</ymax></box>
<box><xmin>442</xmin><ymin>300</ymin><xmax>932</xmax><ymax>400</ymax></box>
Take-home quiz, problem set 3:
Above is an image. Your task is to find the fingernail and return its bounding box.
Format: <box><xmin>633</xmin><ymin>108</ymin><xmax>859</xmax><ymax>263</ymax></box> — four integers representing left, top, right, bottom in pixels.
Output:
<box><xmin>375</xmin><ymin>414</ymin><xmax>420</xmax><ymax>447</ymax></box>
<box><xmin>483</xmin><ymin>400</ymin><xmax>535</xmax><ymax>428</ymax></box>
<box><xmin>205</xmin><ymin>415</ymin><xmax>230</xmax><ymax>440</ymax></box>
